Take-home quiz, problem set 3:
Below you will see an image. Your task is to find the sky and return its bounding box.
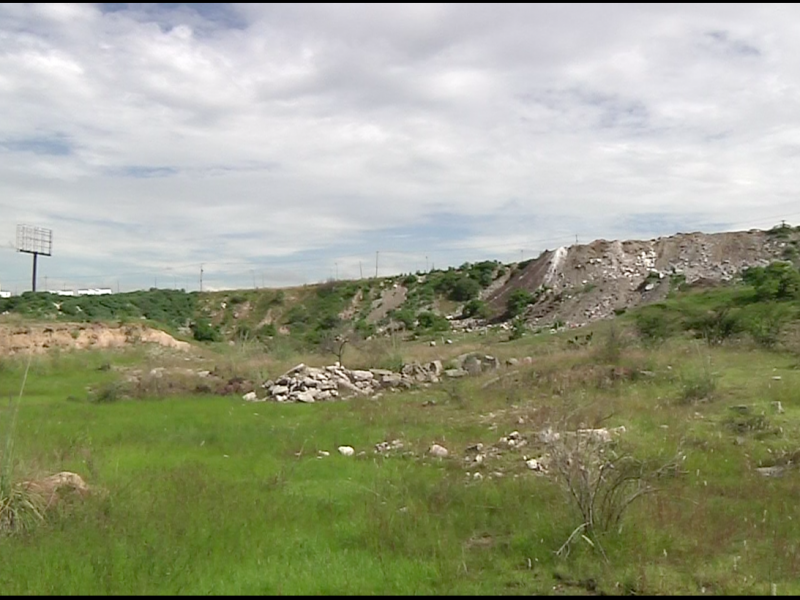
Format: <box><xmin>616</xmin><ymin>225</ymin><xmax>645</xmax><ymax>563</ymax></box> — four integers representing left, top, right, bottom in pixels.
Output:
<box><xmin>2</xmin><ymin>3</ymin><xmax>800</xmax><ymax>294</ymax></box>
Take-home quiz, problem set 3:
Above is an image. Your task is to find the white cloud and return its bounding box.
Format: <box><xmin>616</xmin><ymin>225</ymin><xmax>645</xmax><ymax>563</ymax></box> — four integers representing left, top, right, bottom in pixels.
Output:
<box><xmin>1</xmin><ymin>3</ymin><xmax>800</xmax><ymax>292</ymax></box>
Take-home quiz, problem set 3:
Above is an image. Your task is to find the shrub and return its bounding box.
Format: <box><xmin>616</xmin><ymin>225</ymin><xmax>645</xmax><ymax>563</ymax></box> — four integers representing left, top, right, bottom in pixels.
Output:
<box><xmin>416</xmin><ymin>311</ymin><xmax>450</xmax><ymax>332</ymax></box>
<box><xmin>390</xmin><ymin>308</ymin><xmax>416</xmax><ymax>330</ymax></box>
<box><xmin>461</xmin><ymin>299</ymin><xmax>490</xmax><ymax>319</ymax></box>
<box><xmin>547</xmin><ymin>429</ymin><xmax>682</xmax><ymax>558</ymax></box>
<box><xmin>678</xmin><ymin>357</ymin><xmax>718</xmax><ymax>403</ymax></box>
<box><xmin>686</xmin><ymin>306</ymin><xmax>742</xmax><ymax>345</ymax></box>
<box><xmin>401</xmin><ymin>274</ymin><xmax>418</xmax><ymax>287</ymax></box>
<box><xmin>509</xmin><ymin>316</ymin><xmax>526</xmax><ymax>340</ymax></box>
<box><xmin>634</xmin><ymin>306</ymin><xmax>678</xmax><ymax>346</ymax></box>
<box><xmin>256</xmin><ymin>323</ymin><xmax>277</xmax><ymax>338</ymax></box>
<box><xmin>594</xmin><ymin>322</ymin><xmax>624</xmax><ymax>364</ymax></box>
<box><xmin>448</xmin><ymin>276</ymin><xmax>481</xmax><ymax>302</ymax></box>
<box><xmin>190</xmin><ymin>319</ymin><xmax>221</xmax><ymax>342</ymax></box>
<box><xmin>506</xmin><ymin>288</ymin><xmax>534</xmax><ymax>318</ymax></box>
<box><xmin>739</xmin><ymin>302</ymin><xmax>794</xmax><ymax>348</ymax></box>
<box><xmin>742</xmin><ymin>261</ymin><xmax>800</xmax><ymax>301</ymax></box>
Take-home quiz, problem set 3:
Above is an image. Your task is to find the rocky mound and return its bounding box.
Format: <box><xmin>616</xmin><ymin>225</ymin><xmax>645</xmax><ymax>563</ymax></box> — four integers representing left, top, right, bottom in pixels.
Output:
<box><xmin>485</xmin><ymin>229</ymin><xmax>798</xmax><ymax>327</ymax></box>
<box><xmin>247</xmin><ymin>352</ymin><xmax>510</xmax><ymax>403</ymax></box>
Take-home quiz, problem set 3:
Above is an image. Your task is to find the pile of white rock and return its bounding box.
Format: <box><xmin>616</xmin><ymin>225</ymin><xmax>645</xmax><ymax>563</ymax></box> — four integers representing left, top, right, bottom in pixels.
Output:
<box><xmin>242</xmin><ymin>352</ymin><xmax>509</xmax><ymax>404</ymax></box>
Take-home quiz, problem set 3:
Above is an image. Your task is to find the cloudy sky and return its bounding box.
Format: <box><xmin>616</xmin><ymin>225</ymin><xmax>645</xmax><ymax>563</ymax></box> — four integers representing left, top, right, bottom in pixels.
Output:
<box><xmin>1</xmin><ymin>3</ymin><xmax>799</xmax><ymax>293</ymax></box>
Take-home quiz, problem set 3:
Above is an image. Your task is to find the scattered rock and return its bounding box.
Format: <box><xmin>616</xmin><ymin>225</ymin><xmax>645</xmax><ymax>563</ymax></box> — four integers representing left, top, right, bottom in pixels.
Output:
<box><xmin>242</xmin><ymin>391</ymin><xmax>258</xmax><ymax>402</ymax></box>
<box><xmin>429</xmin><ymin>444</ymin><xmax>449</xmax><ymax>458</ymax></box>
<box><xmin>338</xmin><ymin>446</ymin><xmax>355</xmax><ymax>457</ymax></box>
<box><xmin>772</xmin><ymin>401</ymin><xmax>785</xmax><ymax>414</ymax></box>
<box><xmin>444</xmin><ymin>368</ymin><xmax>468</xmax><ymax>378</ymax></box>
<box><xmin>526</xmin><ymin>458</ymin><xmax>545</xmax><ymax>472</ymax></box>
<box><xmin>375</xmin><ymin>439</ymin><xmax>404</xmax><ymax>453</ymax></box>
<box><xmin>756</xmin><ymin>465</ymin><xmax>785</xmax><ymax>478</ymax></box>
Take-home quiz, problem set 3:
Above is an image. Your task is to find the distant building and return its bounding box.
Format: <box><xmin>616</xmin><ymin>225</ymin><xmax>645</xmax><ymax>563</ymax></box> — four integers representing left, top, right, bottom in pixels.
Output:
<box><xmin>0</xmin><ymin>290</ymin><xmax>10</xmax><ymax>299</ymax></box>
<box><xmin>76</xmin><ymin>288</ymin><xmax>113</xmax><ymax>296</ymax></box>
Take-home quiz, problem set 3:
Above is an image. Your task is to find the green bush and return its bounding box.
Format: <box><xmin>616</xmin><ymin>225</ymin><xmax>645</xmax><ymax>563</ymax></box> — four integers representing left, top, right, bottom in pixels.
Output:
<box><xmin>678</xmin><ymin>361</ymin><xmax>718</xmax><ymax>403</ymax></box>
<box><xmin>509</xmin><ymin>316</ymin><xmax>526</xmax><ymax>340</ymax></box>
<box><xmin>634</xmin><ymin>306</ymin><xmax>678</xmax><ymax>346</ymax></box>
<box><xmin>506</xmin><ymin>289</ymin><xmax>534</xmax><ymax>318</ymax></box>
<box><xmin>448</xmin><ymin>276</ymin><xmax>481</xmax><ymax>302</ymax></box>
<box><xmin>461</xmin><ymin>299</ymin><xmax>490</xmax><ymax>319</ymax></box>
<box><xmin>190</xmin><ymin>319</ymin><xmax>221</xmax><ymax>342</ymax></box>
<box><xmin>739</xmin><ymin>302</ymin><xmax>794</xmax><ymax>348</ymax></box>
<box><xmin>742</xmin><ymin>262</ymin><xmax>800</xmax><ymax>301</ymax></box>
<box><xmin>256</xmin><ymin>323</ymin><xmax>277</xmax><ymax>338</ymax></box>
<box><xmin>390</xmin><ymin>308</ymin><xmax>416</xmax><ymax>330</ymax></box>
<box><xmin>416</xmin><ymin>311</ymin><xmax>450</xmax><ymax>332</ymax></box>
<box><xmin>686</xmin><ymin>307</ymin><xmax>742</xmax><ymax>346</ymax></box>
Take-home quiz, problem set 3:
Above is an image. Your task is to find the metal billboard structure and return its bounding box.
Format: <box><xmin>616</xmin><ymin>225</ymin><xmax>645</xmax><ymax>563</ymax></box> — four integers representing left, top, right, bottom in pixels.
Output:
<box><xmin>16</xmin><ymin>224</ymin><xmax>53</xmax><ymax>292</ymax></box>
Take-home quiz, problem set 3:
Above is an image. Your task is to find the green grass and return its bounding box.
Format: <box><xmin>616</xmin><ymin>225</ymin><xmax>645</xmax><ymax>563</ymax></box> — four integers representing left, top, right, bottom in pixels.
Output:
<box><xmin>3</xmin><ymin>302</ymin><xmax>800</xmax><ymax>593</ymax></box>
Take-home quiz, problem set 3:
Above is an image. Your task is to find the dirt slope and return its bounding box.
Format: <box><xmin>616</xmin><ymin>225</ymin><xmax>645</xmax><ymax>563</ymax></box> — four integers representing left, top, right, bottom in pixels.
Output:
<box><xmin>0</xmin><ymin>322</ymin><xmax>191</xmax><ymax>356</ymax></box>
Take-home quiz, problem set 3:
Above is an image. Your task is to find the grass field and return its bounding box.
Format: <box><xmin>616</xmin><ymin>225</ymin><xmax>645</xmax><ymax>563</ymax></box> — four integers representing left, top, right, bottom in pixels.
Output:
<box><xmin>2</xmin><ymin>316</ymin><xmax>800</xmax><ymax>594</ymax></box>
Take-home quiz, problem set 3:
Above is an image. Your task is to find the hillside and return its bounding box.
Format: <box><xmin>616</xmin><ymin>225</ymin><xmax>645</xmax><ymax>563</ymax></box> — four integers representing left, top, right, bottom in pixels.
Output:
<box><xmin>1</xmin><ymin>224</ymin><xmax>799</xmax><ymax>349</ymax></box>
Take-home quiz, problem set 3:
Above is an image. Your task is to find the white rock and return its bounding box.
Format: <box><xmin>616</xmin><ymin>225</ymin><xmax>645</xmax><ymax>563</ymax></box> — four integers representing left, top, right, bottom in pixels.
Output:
<box><xmin>338</xmin><ymin>445</ymin><xmax>355</xmax><ymax>457</ymax></box>
<box><xmin>242</xmin><ymin>391</ymin><xmax>258</xmax><ymax>401</ymax></box>
<box><xmin>429</xmin><ymin>444</ymin><xmax>449</xmax><ymax>458</ymax></box>
<box><xmin>317</xmin><ymin>450</ymin><xmax>330</xmax><ymax>457</ymax></box>
<box><xmin>351</xmin><ymin>370</ymin><xmax>374</xmax><ymax>381</ymax></box>
<box><xmin>526</xmin><ymin>458</ymin><xmax>543</xmax><ymax>471</ymax></box>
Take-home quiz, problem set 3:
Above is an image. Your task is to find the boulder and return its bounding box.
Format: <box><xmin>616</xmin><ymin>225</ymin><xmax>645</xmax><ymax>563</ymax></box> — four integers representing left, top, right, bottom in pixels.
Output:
<box><xmin>293</xmin><ymin>390</ymin><xmax>317</xmax><ymax>403</ymax></box>
<box><xmin>444</xmin><ymin>368</ymin><xmax>468</xmax><ymax>378</ymax></box>
<box><xmin>429</xmin><ymin>444</ymin><xmax>449</xmax><ymax>458</ymax></box>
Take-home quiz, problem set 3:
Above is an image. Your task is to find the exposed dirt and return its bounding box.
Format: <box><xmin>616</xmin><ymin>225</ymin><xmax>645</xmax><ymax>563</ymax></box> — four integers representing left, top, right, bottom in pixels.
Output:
<box><xmin>0</xmin><ymin>322</ymin><xmax>192</xmax><ymax>356</ymax></box>
<box><xmin>366</xmin><ymin>284</ymin><xmax>408</xmax><ymax>323</ymax></box>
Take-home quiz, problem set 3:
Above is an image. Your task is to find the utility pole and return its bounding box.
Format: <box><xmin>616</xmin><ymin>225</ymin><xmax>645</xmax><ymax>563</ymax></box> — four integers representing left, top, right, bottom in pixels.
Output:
<box><xmin>425</xmin><ymin>256</ymin><xmax>429</xmax><ymax>272</ymax></box>
<box><xmin>200</xmin><ymin>264</ymin><xmax>204</xmax><ymax>292</ymax></box>
<box><xmin>375</xmin><ymin>251</ymin><xmax>379</xmax><ymax>278</ymax></box>
<box><xmin>335</xmin><ymin>262</ymin><xmax>338</xmax><ymax>280</ymax></box>
<box><xmin>359</xmin><ymin>261</ymin><xmax>363</xmax><ymax>279</ymax></box>
<box><xmin>252</xmin><ymin>270</ymin><xmax>256</xmax><ymax>289</ymax></box>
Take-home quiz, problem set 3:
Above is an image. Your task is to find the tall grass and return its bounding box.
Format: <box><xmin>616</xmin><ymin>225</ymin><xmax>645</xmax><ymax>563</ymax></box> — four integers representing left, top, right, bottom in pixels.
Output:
<box><xmin>0</xmin><ymin>352</ymin><xmax>44</xmax><ymax>534</ymax></box>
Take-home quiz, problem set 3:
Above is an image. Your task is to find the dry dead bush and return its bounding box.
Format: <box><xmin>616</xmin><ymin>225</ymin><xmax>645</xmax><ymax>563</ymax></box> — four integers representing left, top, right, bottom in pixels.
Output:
<box><xmin>545</xmin><ymin>425</ymin><xmax>684</xmax><ymax>560</ymax></box>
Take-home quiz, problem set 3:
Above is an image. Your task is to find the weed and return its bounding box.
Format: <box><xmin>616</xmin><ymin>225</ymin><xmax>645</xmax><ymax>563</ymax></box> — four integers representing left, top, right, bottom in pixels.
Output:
<box><xmin>0</xmin><ymin>353</ymin><xmax>44</xmax><ymax>535</ymax></box>
<box><xmin>593</xmin><ymin>322</ymin><xmax>624</xmax><ymax>364</ymax></box>
<box><xmin>677</xmin><ymin>354</ymin><xmax>718</xmax><ymax>404</ymax></box>
<box><xmin>547</xmin><ymin>428</ymin><xmax>682</xmax><ymax>559</ymax></box>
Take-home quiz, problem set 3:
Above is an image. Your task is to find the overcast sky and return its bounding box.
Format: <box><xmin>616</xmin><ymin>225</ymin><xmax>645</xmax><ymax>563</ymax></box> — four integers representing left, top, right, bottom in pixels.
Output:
<box><xmin>1</xmin><ymin>3</ymin><xmax>799</xmax><ymax>293</ymax></box>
